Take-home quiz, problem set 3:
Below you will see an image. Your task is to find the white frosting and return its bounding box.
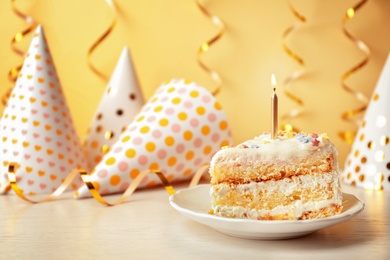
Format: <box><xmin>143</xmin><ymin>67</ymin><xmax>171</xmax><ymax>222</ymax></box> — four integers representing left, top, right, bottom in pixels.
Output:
<box><xmin>211</xmin><ymin>172</ymin><xmax>343</xmax><ymax>219</ymax></box>
<box><xmin>211</xmin><ymin>132</ymin><xmax>337</xmax><ymax>164</ymax></box>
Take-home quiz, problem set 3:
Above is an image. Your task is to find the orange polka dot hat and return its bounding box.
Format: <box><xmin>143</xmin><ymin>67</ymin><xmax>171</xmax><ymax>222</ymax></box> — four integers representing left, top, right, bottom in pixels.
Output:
<box><xmin>0</xmin><ymin>25</ymin><xmax>87</xmax><ymax>195</ymax></box>
<box><xmin>76</xmin><ymin>79</ymin><xmax>233</xmax><ymax>198</ymax></box>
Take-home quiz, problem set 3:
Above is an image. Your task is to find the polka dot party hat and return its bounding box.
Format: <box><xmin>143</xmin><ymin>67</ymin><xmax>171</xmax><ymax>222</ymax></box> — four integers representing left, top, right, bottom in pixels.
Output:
<box><xmin>343</xmin><ymin>53</ymin><xmax>390</xmax><ymax>190</ymax></box>
<box><xmin>0</xmin><ymin>25</ymin><xmax>87</xmax><ymax>195</ymax></box>
<box><xmin>76</xmin><ymin>79</ymin><xmax>233</xmax><ymax>198</ymax></box>
<box><xmin>83</xmin><ymin>47</ymin><xmax>144</xmax><ymax>170</ymax></box>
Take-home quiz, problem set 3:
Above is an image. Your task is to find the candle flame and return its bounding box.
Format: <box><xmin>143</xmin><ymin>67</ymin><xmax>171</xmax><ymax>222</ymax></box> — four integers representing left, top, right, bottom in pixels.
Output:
<box><xmin>271</xmin><ymin>74</ymin><xmax>277</xmax><ymax>86</ymax></box>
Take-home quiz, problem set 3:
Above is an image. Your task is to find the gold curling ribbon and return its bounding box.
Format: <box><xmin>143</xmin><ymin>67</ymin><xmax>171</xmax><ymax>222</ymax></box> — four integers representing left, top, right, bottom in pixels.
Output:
<box><xmin>7</xmin><ymin>164</ymin><xmax>81</xmax><ymax>203</ymax></box>
<box><xmin>1</xmin><ymin>88</ymin><xmax>14</xmax><ymax>108</ymax></box>
<box><xmin>78</xmin><ymin>169</ymin><xmax>175</xmax><ymax>206</ymax></box>
<box><xmin>281</xmin><ymin>0</ymin><xmax>307</xmax><ymax>133</ymax></box>
<box><xmin>87</xmin><ymin>0</ymin><xmax>117</xmax><ymax>81</ymax></box>
<box><xmin>339</xmin><ymin>0</ymin><xmax>370</xmax><ymax>144</ymax></box>
<box><xmin>195</xmin><ymin>0</ymin><xmax>225</xmax><ymax>96</ymax></box>
<box><xmin>8</xmin><ymin>163</ymin><xmax>174</xmax><ymax>205</ymax></box>
<box><xmin>2</xmin><ymin>0</ymin><xmax>37</xmax><ymax>106</ymax></box>
<box><xmin>189</xmin><ymin>164</ymin><xmax>209</xmax><ymax>187</ymax></box>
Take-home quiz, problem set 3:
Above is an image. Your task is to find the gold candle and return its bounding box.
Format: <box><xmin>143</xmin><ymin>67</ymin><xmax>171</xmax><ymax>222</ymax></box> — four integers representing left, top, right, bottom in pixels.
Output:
<box><xmin>271</xmin><ymin>74</ymin><xmax>278</xmax><ymax>139</ymax></box>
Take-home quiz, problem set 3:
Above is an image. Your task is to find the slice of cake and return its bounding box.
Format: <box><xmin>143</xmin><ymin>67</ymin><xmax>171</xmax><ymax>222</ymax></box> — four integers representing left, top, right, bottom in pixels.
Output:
<box><xmin>209</xmin><ymin>131</ymin><xmax>343</xmax><ymax>220</ymax></box>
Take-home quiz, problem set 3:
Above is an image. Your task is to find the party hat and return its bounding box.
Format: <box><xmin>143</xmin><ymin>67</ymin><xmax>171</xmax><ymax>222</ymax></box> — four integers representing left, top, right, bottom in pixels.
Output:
<box><xmin>0</xmin><ymin>25</ymin><xmax>87</xmax><ymax>195</ymax></box>
<box><xmin>76</xmin><ymin>79</ymin><xmax>233</xmax><ymax>198</ymax></box>
<box><xmin>343</xmin><ymin>54</ymin><xmax>390</xmax><ymax>190</ymax></box>
<box><xmin>84</xmin><ymin>47</ymin><xmax>144</xmax><ymax>170</ymax></box>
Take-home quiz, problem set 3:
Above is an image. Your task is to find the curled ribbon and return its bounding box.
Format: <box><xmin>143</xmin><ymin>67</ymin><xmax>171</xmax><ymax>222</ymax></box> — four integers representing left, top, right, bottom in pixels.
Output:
<box><xmin>1</xmin><ymin>88</ymin><xmax>14</xmax><ymax>109</ymax></box>
<box><xmin>2</xmin><ymin>0</ymin><xmax>37</xmax><ymax>106</ymax></box>
<box><xmin>87</xmin><ymin>0</ymin><xmax>117</xmax><ymax>81</ymax></box>
<box><xmin>189</xmin><ymin>164</ymin><xmax>209</xmax><ymax>187</ymax></box>
<box><xmin>8</xmin><ymin>163</ymin><xmax>174</xmax><ymax>205</ymax></box>
<box><xmin>339</xmin><ymin>0</ymin><xmax>370</xmax><ymax>144</ymax></box>
<box><xmin>7</xmin><ymin>161</ymin><xmax>212</xmax><ymax>205</ymax></box>
<box><xmin>7</xmin><ymin>164</ymin><xmax>81</xmax><ymax>203</ymax></box>
<box><xmin>195</xmin><ymin>0</ymin><xmax>225</xmax><ymax>96</ymax></box>
<box><xmin>281</xmin><ymin>0</ymin><xmax>307</xmax><ymax>133</ymax></box>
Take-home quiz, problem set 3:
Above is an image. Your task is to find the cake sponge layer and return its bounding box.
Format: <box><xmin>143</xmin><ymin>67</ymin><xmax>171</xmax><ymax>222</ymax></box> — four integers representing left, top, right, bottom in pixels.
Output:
<box><xmin>211</xmin><ymin>172</ymin><xmax>342</xmax><ymax>220</ymax></box>
<box><xmin>210</xmin><ymin>149</ymin><xmax>335</xmax><ymax>185</ymax></box>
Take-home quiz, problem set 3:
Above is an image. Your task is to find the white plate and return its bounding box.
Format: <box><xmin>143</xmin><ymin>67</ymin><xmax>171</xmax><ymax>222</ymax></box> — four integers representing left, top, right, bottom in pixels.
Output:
<box><xmin>169</xmin><ymin>184</ymin><xmax>364</xmax><ymax>240</ymax></box>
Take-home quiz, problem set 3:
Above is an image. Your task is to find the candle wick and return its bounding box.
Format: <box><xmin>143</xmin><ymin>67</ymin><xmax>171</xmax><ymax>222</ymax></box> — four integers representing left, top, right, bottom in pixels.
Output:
<box><xmin>273</xmin><ymin>87</ymin><xmax>276</xmax><ymax>92</ymax></box>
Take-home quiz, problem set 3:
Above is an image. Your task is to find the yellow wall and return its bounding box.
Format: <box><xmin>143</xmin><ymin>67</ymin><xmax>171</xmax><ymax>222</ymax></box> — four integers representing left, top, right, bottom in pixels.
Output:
<box><xmin>1</xmin><ymin>0</ymin><xmax>390</xmax><ymax>167</ymax></box>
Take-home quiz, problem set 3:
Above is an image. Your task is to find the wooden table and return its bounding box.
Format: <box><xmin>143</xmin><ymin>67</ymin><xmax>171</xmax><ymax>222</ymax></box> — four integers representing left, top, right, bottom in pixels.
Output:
<box><xmin>1</xmin><ymin>183</ymin><xmax>389</xmax><ymax>259</ymax></box>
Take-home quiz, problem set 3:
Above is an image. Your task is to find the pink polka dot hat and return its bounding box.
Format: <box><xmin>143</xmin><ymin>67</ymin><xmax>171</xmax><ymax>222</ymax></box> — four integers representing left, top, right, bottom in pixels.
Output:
<box><xmin>76</xmin><ymin>78</ymin><xmax>233</xmax><ymax>198</ymax></box>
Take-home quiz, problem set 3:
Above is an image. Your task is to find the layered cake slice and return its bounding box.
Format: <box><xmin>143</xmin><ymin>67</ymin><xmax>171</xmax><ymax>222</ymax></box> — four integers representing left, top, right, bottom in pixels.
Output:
<box><xmin>209</xmin><ymin>131</ymin><xmax>343</xmax><ymax>220</ymax></box>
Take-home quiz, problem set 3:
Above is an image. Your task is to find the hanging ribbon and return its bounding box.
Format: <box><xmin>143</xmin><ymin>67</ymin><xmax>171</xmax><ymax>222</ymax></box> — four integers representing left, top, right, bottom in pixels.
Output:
<box><xmin>281</xmin><ymin>0</ymin><xmax>307</xmax><ymax>133</ymax></box>
<box><xmin>339</xmin><ymin>0</ymin><xmax>370</xmax><ymax>144</ymax></box>
<box><xmin>195</xmin><ymin>0</ymin><xmax>225</xmax><ymax>96</ymax></box>
<box><xmin>87</xmin><ymin>0</ymin><xmax>117</xmax><ymax>81</ymax></box>
<box><xmin>8</xmin><ymin>163</ymin><xmax>174</xmax><ymax>205</ymax></box>
<box><xmin>2</xmin><ymin>0</ymin><xmax>37</xmax><ymax>106</ymax></box>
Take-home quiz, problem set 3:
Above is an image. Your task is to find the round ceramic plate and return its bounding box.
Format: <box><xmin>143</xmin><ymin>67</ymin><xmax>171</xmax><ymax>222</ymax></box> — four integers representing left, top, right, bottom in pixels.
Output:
<box><xmin>169</xmin><ymin>184</ymin><xmax>364</xmax><ymax>240</ymax></box>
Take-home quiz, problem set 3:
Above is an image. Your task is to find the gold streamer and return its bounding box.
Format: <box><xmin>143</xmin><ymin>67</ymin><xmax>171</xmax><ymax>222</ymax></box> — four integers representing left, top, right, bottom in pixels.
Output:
<box><xmin>7</xmin><ymin>164</ymin><xmax>81</xmax><ymax>203</ymax></box>
<box><xmin>195</xmin><ymin>0</ymin><xmax>225</xmax><ymax>96</ymax></box>
<box><xmin>1</xmin><ymin>88</ymin><xmax>14</xmax><ymax>109</ymax></box>
<box><xmin>2</xmin><ymin>0</ymin><xmax>37</xmax><ymax>106</ymax></box>
<box><xmin>7</xmin><ymin>160</ymin><xmax>212</xmax><ymax>205</ymax></box>
<box><xmin>8</xmin><ymin>163</ymin><xmax>174</xmax><ymax>205</ymax></box>
<box><xmin>189</xmin><ymin>164</ymin><xmax>209</xmax><ymax>187</ymax></box>
<box><xmin>78</xmin><ymin>169</ymin><xmax>175</xmax><ymax>206</ymax></box>
<box><xmin>281</xmin><ymin>0</ymin><xmax>307</xmax><ymax>133</ymax></box>
<box><xmin>339</xmin><ymin>0</ymin><xmax>370</xmax><ymax>144</ymax></box>
<box><xmin>87</xmin><ymin>0</ymin><xmax>117</xmax><ymax>81</ymax></box>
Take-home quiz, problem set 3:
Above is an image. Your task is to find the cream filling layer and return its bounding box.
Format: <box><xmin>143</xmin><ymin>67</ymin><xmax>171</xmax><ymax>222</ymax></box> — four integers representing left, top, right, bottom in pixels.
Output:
<box><xmin>211</xmin><ymin>172</ymin><xmax>342</xmax><ymax>219</ymax></box>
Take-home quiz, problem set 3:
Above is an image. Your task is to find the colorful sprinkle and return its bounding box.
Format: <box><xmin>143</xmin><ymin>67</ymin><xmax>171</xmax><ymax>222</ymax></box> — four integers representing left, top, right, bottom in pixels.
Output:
<box><xmin>312</xmin><ymin>139</ymin><xmax>320</xmax><ymax>146</ymax></box>
<box><xmin>297</xmin><ymin>133</ymin><xmax>310</xmax><ymax>143</ymax></box>
<box><xmin>321</xmin><ymin>133</ymin><xmax>329</xmax><ymax>140</ymax></box>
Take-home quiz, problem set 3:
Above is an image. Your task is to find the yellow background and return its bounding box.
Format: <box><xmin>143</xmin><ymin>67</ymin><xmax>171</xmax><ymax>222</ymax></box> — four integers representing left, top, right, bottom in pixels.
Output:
<box><xmin>1</xmin><ymin>0</ymin><xmax>389</xmax><ymax>167</ymax></box>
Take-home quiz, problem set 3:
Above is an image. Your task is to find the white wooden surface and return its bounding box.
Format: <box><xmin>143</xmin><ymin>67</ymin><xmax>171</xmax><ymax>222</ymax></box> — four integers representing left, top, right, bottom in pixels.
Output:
<box><xmin>1</xmin><ymin>183</ymin><xmax>389</xmax><ymax>260</ymax></box>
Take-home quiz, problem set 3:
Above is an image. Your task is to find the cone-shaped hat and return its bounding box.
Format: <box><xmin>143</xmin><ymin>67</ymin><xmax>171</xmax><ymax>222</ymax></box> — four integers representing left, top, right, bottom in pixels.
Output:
<box><xmin>343</xmin><ymin>54</ymin><xmax>390</xmax><ymax>190</ymax></box>
<box><xmin>76</xmin><ymin>79</ymin><xmax>233</xmax><ymax>198</ymax></box>
<box><xmin>0</xmin><ymin>25</ymin><xmax>87</xmax><ymax>194</ymax></box>
<box><xmin>84</xmin><ymin>47</ymin><xmax>144</xmax><ymax>170</ymax></box>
